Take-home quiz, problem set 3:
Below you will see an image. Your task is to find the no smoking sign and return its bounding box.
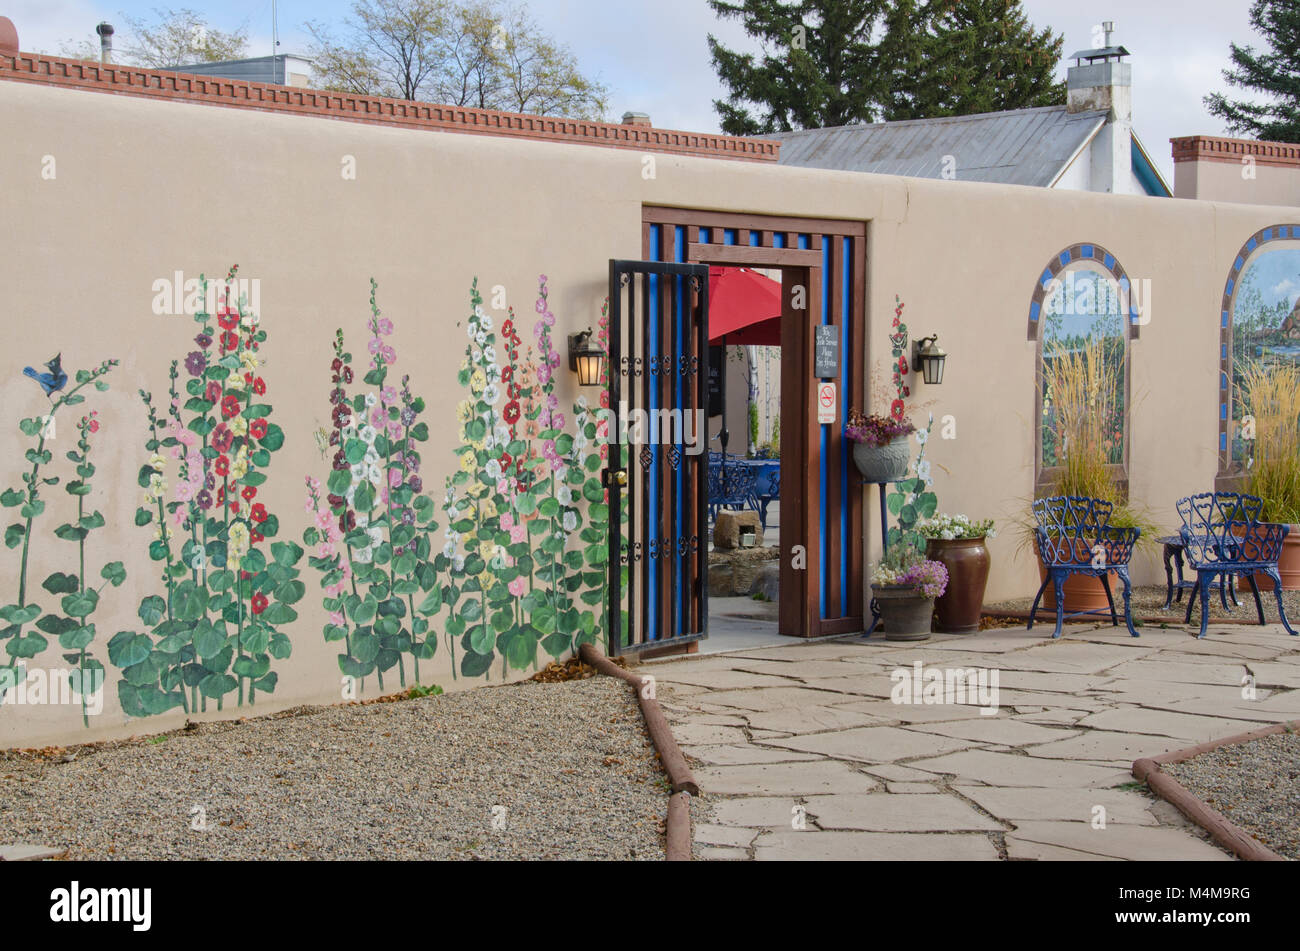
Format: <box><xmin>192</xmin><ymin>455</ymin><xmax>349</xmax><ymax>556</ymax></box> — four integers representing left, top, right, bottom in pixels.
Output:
<box><xmin>817</xmin><ymin>382</ymin><xmax>836</xmax><ymax>424</ymax></box>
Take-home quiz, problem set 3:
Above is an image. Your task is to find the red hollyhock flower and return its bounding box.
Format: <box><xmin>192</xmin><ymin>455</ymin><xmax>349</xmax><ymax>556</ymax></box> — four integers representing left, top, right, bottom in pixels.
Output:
<box><xmin>229</xmin><ymin>500</ymin><xmax>240</xmax><ymax>514</ymax></box>
<box><xmin>331</xmin><ymin>357</ymin><xmax>343</xmax><ymax>373</ymax></box>
<box><xmin>217</xmin><ymin>310</ymin><xmax>239</xmax><ymax>331</ymax></box>
<box><xmin>250</xmin><ymin>418</ymin><xmax>268</xmax><ymax>440</ymax></box>
<box><xmin>251</xmin><ymin>592</ymin><xmax>268</xmax><ymax>615</ymax></box>
<box><xmin>205</xmin><ymin>381</ymin><xmax>222</xmax><ymax>403</ymax></box>
<box><xmin>214</xmin><ymin>455</ymin><xmax>230</xmax><ymax>477</ymax></box>
<box><xmin>502</xmin><ymin>319</ymin><xmax>514</xmax><ymax>337</ymax></box>
<box><xmin>241</xmin><ymin>485</ymin><xmax>257</xmax><ymax>501</ymax></box>
<box><xmin>251</xmin><ymin>529</ymin><xmax>265</xmax><ymax>543</ymax></box>
<box><xmin>890</xmin><ymin>399</ymin><xmax>906</xmax><ymax>422</ymax></box>
<box><xmin>211</xmin><ymin>424</ymin><xmax>234</xmax><ymax>454</ymax></box>
<box><xmin>220</xmin><ymin>330</ymin><xmax>239</xmax><ymax>352</ymax></box>
<box><xmin>502</xmin><ymin>401</ymin><xmax>521</xmax><ymax>424</ymax></box>
<box><xmin>221</xmin><ymin>394</ymin><xmax>240</xmax><ymax>419</ymax></box>
<box><xmin>501</xmin><ymin>366</ymin><xmax>513</xmax><ymax>383</ymax></box>
<box><xmin>250</xmin><ymin>503</ymin><xmax>268</xmax><ymax>523</ymax></box>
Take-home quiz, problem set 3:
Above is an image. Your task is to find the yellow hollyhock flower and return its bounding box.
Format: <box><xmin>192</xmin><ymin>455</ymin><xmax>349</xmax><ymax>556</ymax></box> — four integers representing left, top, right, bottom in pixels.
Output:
<box><xmin>229</xmin><ymin>415</ymin><xmax>248</xmax><ymax>437</ymax></box>
<box><xmin>148</xmin><ymin>453</ymin><xmax>167</xmax><ymax>472</ymax></box>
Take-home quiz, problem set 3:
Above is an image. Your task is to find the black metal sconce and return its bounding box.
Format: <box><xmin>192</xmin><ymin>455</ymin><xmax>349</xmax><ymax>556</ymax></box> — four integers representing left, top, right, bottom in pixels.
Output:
<box><xmin>567</xmin><ymin>328</ymin><xmax>605</xmax><ymax>387</ymax></box>
<box><xmin>913</xmin><ymin>334</ymin><xmax>946</xmax><ymax>385</ymax></box>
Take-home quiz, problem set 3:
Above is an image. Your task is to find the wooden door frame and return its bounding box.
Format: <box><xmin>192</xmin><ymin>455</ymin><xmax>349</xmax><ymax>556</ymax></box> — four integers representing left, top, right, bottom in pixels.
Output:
<box><xmin>642</xmin><ymin>207</ymin><xmax>867</xmax><ymax>638</ymax></box>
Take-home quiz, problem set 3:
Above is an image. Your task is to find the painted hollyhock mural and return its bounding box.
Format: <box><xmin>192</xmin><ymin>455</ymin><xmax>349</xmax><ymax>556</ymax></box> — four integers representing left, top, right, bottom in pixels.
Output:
<box><xmin>2</xmin><ymin>357</ymin><xmax>121</xmax><ymax>724</ymax></box>
<box><xmin>305</xmin><ymin>275</ymin><xmax>613</xmax><ymax>686</ymax></box>
<box><xmin>112</xmin><ymin>267</ymin><xmax>305</xmax><ymax>717</ymax></box>
<box><xmin>303</xmin><ymin>280</ymin><xmax>442</xmax><ymax>692</ymax></box>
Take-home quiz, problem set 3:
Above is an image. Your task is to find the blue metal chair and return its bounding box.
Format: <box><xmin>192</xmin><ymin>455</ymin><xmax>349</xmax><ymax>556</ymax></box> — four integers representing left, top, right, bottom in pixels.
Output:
<box><xmin>1028</xmin><ymin>496</ymin><xmax>1140</xmax><ymax>639</ymax></box>
<box><xmin>707</xmin><ymin>461</ymin><xmax>758</xmax><ymax>523</ymax></box>
<box><xmin>1176</xmin><ymin>492</ymin><xmax>1297</xmax><ymax>639</ymax></box>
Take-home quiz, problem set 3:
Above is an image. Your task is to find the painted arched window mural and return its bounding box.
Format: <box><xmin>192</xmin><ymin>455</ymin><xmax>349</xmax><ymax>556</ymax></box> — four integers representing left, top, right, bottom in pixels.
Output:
<box><xmin>1027</xmin><ymin>244</ymin><xmax>1140</xmax><ymax>490</ymax></box>
<box><xmin>1219</xmin><ymin>225</ymin><xmax>1300</xmax><ymax>480</ymax></box>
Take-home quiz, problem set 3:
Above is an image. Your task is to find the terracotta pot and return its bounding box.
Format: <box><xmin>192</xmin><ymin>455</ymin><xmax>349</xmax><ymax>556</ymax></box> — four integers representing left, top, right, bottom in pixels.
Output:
<box><xmin>926</xmin><ymin>536</ymin><xmax>990</xmax><ymax>634</ymax></box>
<box><xmin>1036</xmin><ymin>538</ymin><xmax>1114</xmax><ymax>613</ymax></box>
<box><xmin>1253</xmin><ymin>524</ymin><xmax>1300</xmax><ymax>591</ymax></box>
<box><xmin>871</xmin><ymin>584</ymin><xmax>934</xmax><ymax>641</ymax></box>
<box><xmin>852</xmin><ymin>435</ymin><xmax>910</xmax><ymax>483</ymax></box>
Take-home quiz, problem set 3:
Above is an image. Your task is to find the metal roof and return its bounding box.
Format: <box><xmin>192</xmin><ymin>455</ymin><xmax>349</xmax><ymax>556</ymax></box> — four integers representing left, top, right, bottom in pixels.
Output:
<box><xmin>763</xmin><ymin>105</ymin><xmax>1108</xmax><ymax>187</ymax></box>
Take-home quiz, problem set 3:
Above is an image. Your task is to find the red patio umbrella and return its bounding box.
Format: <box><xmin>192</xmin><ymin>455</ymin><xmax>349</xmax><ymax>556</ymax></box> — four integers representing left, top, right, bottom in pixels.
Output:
<box><xmin>707</xmin><ymin>266</ymin><xmax>782</xmax><ymax>346</ymax></box>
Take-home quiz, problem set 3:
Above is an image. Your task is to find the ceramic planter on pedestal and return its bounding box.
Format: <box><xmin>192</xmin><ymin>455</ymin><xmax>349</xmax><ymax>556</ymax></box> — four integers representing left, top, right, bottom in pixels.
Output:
<box><xmin>852</xmin><ymin>435</ymin><xmax>910</xmax><ymax>483</ymax></box>
<box><xmin>871</xmin><ymin>584</ymin><xmax>933</xmax><ymax>640</ymax></box>
<box><xmin>926</xmin><ymin>536</ymin><xmax>990</xmax><ymax>634</ymax></box>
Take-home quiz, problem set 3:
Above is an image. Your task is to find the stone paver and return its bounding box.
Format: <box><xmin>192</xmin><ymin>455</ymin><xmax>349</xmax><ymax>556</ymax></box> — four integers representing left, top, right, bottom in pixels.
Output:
<box><xmin>906</xmin><ymin>749</ymin><xmax>1132</xmax><ymax>788</ymax></box>
<box><xmin>804</xmin><ymin>792</ymin><xmax>1002</xmax><ymax>831</ymax></box>
<box><xmin>648</xmin><ymin>621</ymin><xmax>1300</xmax><ymax>861</ymax></box>
<box><xmin>1005</xmin><ymin>821</ymin><xmax>1233</xmax><ymax>861</ymax></box>
<box><xmin>759</xmin><ymin>725</ymin><xmax>981</xmax><ymax>763</ymax></box>
<box><xmin>694</xmin><ymin>760</ymin><xmax>879</xmax><ymax>796</ymax></box>
<box><xmin>753</xmin><ymin>830</ymin><xmax>1000</xmax><ymax>861</ymax></box>
<box><xmin>954</xmin><ymin>785</ymin><xmax>1161</xmax><ymax>825</ymax></box>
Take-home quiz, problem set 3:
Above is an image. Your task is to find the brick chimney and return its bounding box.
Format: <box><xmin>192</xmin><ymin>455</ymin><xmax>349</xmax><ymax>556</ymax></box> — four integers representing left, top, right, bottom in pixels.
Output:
<box><xmin>621</xmin><ymin>111</ymin><xmax>651</xmax><ymax>128</ymax></box>
<box><xmin>1066</xmin><ymin>21</ymin><xmax>1134</xmax><ymax>195</ymax></box>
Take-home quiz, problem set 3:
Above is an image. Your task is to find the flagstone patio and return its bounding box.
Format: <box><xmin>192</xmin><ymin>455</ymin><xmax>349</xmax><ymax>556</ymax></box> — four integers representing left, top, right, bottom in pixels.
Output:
<box><xmin>642</xmin><ymin>622</ymin><xmax>1300</xmax><ymax>861</ymax></box>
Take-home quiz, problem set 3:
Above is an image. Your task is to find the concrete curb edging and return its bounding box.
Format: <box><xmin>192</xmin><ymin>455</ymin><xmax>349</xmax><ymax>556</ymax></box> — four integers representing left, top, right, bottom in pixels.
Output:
<box><xmin>579</xmin><ymin>644</ymin><xmax>698</xmax><ymax>861</ymax></box>
<box><xmin>1131</xmin><ymin>720</ymin><xmax>1298</xmax><ymax>862</ymax></box>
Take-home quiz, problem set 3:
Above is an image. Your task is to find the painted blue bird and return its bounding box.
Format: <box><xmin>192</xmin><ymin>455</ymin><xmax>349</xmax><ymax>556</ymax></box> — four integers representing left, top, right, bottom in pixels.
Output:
<box><xmin>23</xmin><ymin>353</ymin><xmax>67</xmax><ymax>397</ymax></box>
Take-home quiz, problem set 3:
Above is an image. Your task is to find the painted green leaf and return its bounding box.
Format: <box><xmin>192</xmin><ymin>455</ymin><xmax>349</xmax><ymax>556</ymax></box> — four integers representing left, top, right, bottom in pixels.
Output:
<box><xmin>192</xmin><ymin>622</ymin><xmax>225</xmax><ymax>658</ymax></box>
<box><xmin>58</xmin><ymin>624</ymin><xmax>94</xmax><ymax>651</ymax></box>
<box><xmin>272</xmin><ymin>540</ymin><xmax>304</xmax><ymax>567</ymax></box>
<box><xmin>268</xmin><ymin>632</ymin><xmax>292</xmax><ymax>659</ymax></box>
<box><xmin>108</xmin><ymin>631</ymin><xmax>152</xmax><ymax>668</ymax></box>
<box><xmin>61</xmin><ymin>589</ymin><xmax>99</xmax><ymax>618</ymax></box>
<box><xmin>6</xmin><ymin>633</ymin><xmax>47</xmax><ymax>658</ymax></box>
<box><xmin>200</xmin><ymin>672</ymin><xmax>238</xmax><ymax>699</ymax></box>
<box><xmin>20</xmin><ymin>500</ymin><xmax>45</xmax><ymax>519</ymax></box>
<box><xmin>0</xmin><ymin>489</ymin><xmax>24</xmax><ymax>507</ymax></box>
<box><xmin>135</xmin><ymin>507</ymin><xmax>153</xmax><ymax>526</ymax></box>
<box><xmin>172</xmin><ymin>581</ymin><xmax>208</xmax><ymax>622</ymax></box>
<box><xmin>532</xmin><ymin>605</ymin><xmax>557</xmax><ymax>635</ymax></box>
<box><xmin>208</xmin><ymin>569</ymin><xmax>234</xmax><ymax>592</ymax></box>
<box><xmin>327</xmin><ymin>469</ymin><xmax>351</xmax><ymax>496</ymax></box>
<box><xmin>467</xmin><ymin>623</ymin><xmax>494</xmax><ymax>655</ymax></box>
<box><xmin>137</xmin><ymin>596</ymin><xmax>167</xmax><ymax>626</ymax></box>
<box><xmin>240</xmin><ymin>625</ymin><xmax>270</xmax><ymax>655</ymax></box>
<box><xmin>260</xmin><ymin>423</ymin><xmax>285</xmax><ymax>451</ymax></box>
<box><xmin>41</xmin><ymin>572</ymin><xmax>80</xmax><ymax>595</ymax></box>
<box><xmin>100</xmin><ymin>561</ymin><xmax>127</xmax><ymax>587</ymax></box>
<box><xmin>541</xmin><ymin>631</ymin><xmax>570</xmax><ymax>658</ymax></box>
<box><xmin>274</xmin><ymin>580</ymin><xmax>305</xmax><ymax>605</ymax></box>
<box><xmin>4</xmin><ymin>523</ymin><xmax>24</xmax><ymax>549</ymax></box>
<box><xmin>460</xmin><ymin>648</ymin><xmax>494</xmax><ymax>678</ymax></box>
<box><xmin>261</xmin><ymin>603</ymin><xmax>297</xmax><ymax>625</ymax></box>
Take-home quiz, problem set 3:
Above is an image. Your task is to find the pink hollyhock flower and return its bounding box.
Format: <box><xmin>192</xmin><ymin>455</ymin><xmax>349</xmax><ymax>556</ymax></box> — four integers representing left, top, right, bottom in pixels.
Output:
<box><xmin>510</xmin><ymin>524</ymin><xmax>526</xmax><ymax>544</ymax></box>
<box><xmin>389</xmin><ymin>468</ymin><xmax>403</xmax><ymax>488</ymax></box>
<box><xmin>508</xmin><ymin>576</ymin><xmax>526</xmax><ymax>596</ymax></box>
<box><xmin>329</xmin><ymin>611</ymin><xmax>345</xmax><ymax>626</ymax></box>
<box><xmin>315</xmin><ymin>509</ymin><xmax>333</xmax><ymax>532</ymax></box>
<box><xmin>381</xmin><ymin>346</ymin><xmax>396</xmax><ymax>363</ymax></box>
<box><xmin>175</xmin><ymin>481</ymin><xmax>193</xmax><ymax>502</ymax></box>
<box><xmin>500</xmin><ymin>511</ymin><xmax>513</xmax><ymax>531</ymax></box>
<box><xmin>376</xmin><ymin>318</ymin><xmax>394</xmax><ymax>335</ymax></box>
<box><xmin>497</xmin><ymin>478</ymin><xmax>510</xmax><ymax>495</ymax></box>
<box><xmin>318</xmin><ymin>542</ymin><xmax>335</xmax><ymax>558</ymax></box>
<box><xmin>381</xmin><ymin>386</ymin><xmax>397</xmax><ymax>404</ymax></box>
<box><xmin>368</xmin><ymin>337</ymin><xmax>381</xmax><ymax>354</ymax></box>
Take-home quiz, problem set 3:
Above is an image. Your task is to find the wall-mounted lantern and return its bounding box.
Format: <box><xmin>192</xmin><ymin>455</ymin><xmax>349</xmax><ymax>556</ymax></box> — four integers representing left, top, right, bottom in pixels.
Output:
<box><xmin>567</xmin><ymin>328</ymin><xmax>605</xmax><ymax>386</ymax></box>
<box><xmin>913</xmin><ymin>334</ymin><xmax>947</xmax><ymax>385</ymax></box>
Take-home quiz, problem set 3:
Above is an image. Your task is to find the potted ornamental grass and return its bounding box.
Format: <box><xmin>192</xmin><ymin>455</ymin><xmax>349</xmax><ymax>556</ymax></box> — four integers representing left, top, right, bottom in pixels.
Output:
<box><xmin>917</xmin><ymin>514</ymin><xmax>995</xmax><ymax>634</ymax></box>
<box><xmin>871</xmin><ymin>544</ymin><xmax>948</xmax><ymax>641</ymax></box>
<box><xmin>846</xmin><ymin>408</ymin><xmax>915</xmax><ymax>483</ymax></box>
<box><xmin>1239</xmin><ymin>359</ymin><xmax>1300</xmax><ymax>590</ymax></box>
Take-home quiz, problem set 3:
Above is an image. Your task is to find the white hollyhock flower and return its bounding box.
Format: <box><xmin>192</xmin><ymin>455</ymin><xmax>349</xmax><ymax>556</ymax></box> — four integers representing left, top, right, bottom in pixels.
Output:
<box><xmin>466</xmin><ymin>321</ymin><xmax>478</xmax><ymax>341</ymax></box>
<box><xmin>485</xmin><ymin>459</ymin><xmax>502</xmax><ymax>481</ymax></box>
<box><xmin>364</xmin><ymin>392</ymin><xmax>378</xmax><ymax>408</ymax></box>
<box><xmin>915</xmin><ymin>429</ymin><xmax>928</xmax><ymax>445</ymax></box>
<box><xmin>557</xmin><ymin>485</ymin><xmax>573</xmax><ymax>506</ymax></box>
<box><xmin>562</xmin><ymin>511</ymin><xmax>577</xmax><ymax>532</ymax></box>
<box><xmin>479</xmin><ymin>313</ymin><xmax>493</xmax><ymax>332</ymax></box>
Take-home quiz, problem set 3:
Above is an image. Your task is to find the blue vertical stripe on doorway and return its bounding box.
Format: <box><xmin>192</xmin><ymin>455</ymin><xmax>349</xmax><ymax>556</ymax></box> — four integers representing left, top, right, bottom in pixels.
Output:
<box><xmin>840</xmin><ymin>236</ymin><xmax>851</xmax><ymax>618</ymax></box>
<box><xmin>818</xmin><ymin>237</ymin><xmax>830</xmax><ymax>620</ymax></box>
<box><xmin>648</xmin><ymin>225</ymin><xmax>661</xmax><ymax>639</ymax></box>
<box><xmin>674</xmin><ymin>225</ymin><xmax>686</xmax><ymax>637</ymax></box>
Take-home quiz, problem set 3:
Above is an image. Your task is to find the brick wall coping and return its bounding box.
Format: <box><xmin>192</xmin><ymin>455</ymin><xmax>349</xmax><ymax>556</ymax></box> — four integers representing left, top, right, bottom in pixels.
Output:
<box><xmin>0</xmin><ymin>50</ymin><xmax>781</xmax><ymax>163</ymax></box>
<box><xmin>1172</xmin><ymin>134</ymin><xmax>1300</xmax><ymax>169</ymax></box>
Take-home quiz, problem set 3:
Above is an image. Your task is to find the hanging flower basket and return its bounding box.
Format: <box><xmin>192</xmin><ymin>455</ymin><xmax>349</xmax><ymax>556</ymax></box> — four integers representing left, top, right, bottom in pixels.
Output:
<box><xmin>845</xmin><ymin>410</ymin><xmax>914</xmax><ymax>483</ymax></box>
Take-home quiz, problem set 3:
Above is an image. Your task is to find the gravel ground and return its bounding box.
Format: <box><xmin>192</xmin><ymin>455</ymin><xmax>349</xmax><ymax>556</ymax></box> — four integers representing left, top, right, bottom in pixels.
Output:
<box><xmin>987</xmin><ymin>583</ymin><xmax>1300</xmax><ymax>623</ymax></box>
<box><xmin>0</xmin><ymin>678</ymin><xmax>668</xmax><ymax>860</ymax></box>
<box><xmin>1164</xmin><ymin>731</ymin><xmax>1300</xmax><ymax>860</ymax></box>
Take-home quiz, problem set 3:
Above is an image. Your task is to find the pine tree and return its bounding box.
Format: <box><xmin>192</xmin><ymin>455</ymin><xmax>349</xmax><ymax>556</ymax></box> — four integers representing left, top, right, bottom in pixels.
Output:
<box><xmin>886</xmin><ymin>0</ymin><xmax>1064</xmax><ymax>120</ymax></box>
<box><xmin>707</xmin><ymin>0</ymin><xmax>908</xmax><ymax>134</ymax></box>
<box><xmin>707</xmin><ymin>0</ymin><xmax>1063</xmax><ymax>134</ymax></box>
<box><xmin>1205</xmin><ymin>0</ymin><xmax>1300</xmax><ymax>142</ymax></box>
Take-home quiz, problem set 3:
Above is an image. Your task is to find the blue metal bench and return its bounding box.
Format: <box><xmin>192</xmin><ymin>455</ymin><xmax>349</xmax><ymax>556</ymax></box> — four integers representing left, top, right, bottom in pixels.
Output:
<box><xmin>1027</xmin><ymin>496</ymin><xmax>1140</xmax><ymax>639</ymax></box>
<box><xmin>1176</xmin><ymin>492</ymin><xmax>1297</xmax><ymax>639</ymax></box>
<box><xmin>707</xmin><ymin>458</ymin><xmax>758</xmax><ymax>523</ymax></box>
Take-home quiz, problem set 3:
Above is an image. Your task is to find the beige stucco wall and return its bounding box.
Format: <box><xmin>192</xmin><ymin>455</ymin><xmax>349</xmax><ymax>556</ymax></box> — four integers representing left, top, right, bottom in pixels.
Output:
<box><xmin>2</xmin><ymin>78</ymin><xmax>1296</xmax><ymax>747</ymax></box>
<box><xmin>1175</xmin><ymin>156</ymin><xmax>1300</xmax><ymax>207</ymax></box>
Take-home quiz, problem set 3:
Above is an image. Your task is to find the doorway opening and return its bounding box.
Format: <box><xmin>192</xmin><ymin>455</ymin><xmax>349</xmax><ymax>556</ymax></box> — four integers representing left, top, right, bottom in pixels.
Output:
<box><xmin>643</xmin><ymin>207</ymin><xmax>868</xmax><ymax>649</ymax></box>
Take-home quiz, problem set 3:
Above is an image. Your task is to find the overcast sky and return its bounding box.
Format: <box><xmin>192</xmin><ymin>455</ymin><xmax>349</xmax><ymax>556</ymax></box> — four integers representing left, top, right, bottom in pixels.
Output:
<box><xmin>8</xmin><ymin>0</ymin><xmax>1270</xmax><ymax>184</ymax></box>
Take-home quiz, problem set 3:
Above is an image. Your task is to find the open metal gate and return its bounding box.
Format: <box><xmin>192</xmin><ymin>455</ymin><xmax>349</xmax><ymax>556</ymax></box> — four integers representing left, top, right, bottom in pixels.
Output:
<box><xmin>606</xmin><ymin>260</ymin><xmax>710</xmax><ymax>654</ymax></box>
